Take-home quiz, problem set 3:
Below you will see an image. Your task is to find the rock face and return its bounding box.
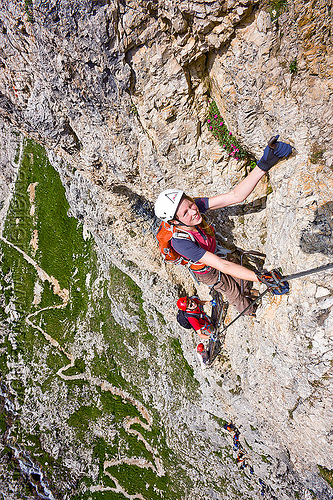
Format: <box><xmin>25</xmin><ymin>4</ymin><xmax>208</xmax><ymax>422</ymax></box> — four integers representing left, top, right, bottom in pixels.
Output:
<box><xmin>0</xmin><ymin>0</ymin><xmax>333</xmax><ymax>499</ymax></box>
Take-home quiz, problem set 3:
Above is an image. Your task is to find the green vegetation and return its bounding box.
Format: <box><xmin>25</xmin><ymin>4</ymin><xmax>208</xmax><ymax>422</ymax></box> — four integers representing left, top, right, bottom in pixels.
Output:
<box><xmin>107</xmin><ymin>462</ymin><xmax>169</xmax><ymax>499</ymax></box>
<box><xmin>229</xmin><ymin>385</ymin><xmax>242</xmax><ymax>396</ymax></box>
<box><xmin>24</xmin><ymin>0</ymin><xmax>34</xmax><ymax>22</ymax></box>
<box><xmin>68</xmin><ymin>405</ymin><xmax>103</xmax><ymax>441</ymax></box>
<box><xmin>61</xmin><ymin>357</ymin><xmax>86</xmax><ymax>377</ymax></box>
<box><xmin>109</xmin><ymin>264</ymin><xmax>147</xmax><ymax>330</ymax></box>
<box><xmin>209</xmin><ymin>414</ymin><xmax>228</xmax><ymax>428</ymax></box>
<box><xmin>0</xmin><ymin>137</ymin><xmax>192</xmax><ymax>499</ymax></box>
<box><xmin>309</xmin><ymin>144</ymin><xmax>325</xmax><ymax>164</ymax></box>
<box><xmin>243</xmin><ymin>438</ymin><xmax>253</xmax><ymax>451</ymax></box>
<box><xmin>266</xmin><ymin>184</ymin><xmax>273</xmax><ymax>196</ymax></box>
<box><xmin>289</xmin><ymin>59</ymin><xmax>298</xmax><ymax>74</ymax></box>
<box><xmin>248</xmin><ymin>159</ymin><xmax>258</xmax><ymax>170</ymax></box>
<box><xmin>130</xmin><ymin>104</ymin><xmax>138</xmax><ymax>116</ymax></box>
<box><xmin>169</xmin><ymin>338</ymin><xmax>200</xmax><ymax>396</ymax></box>
<box><xmin>318</xmin><ymin>465</ymin><xmax>333</xmax><ymax>487</ymax></box>
<box><xmin>99</xmin><ymin>390</ymin><xmax>142</xmax><ymax>423</ymax></box>
<box><xmin>260</xmin><ymin>454</ymin><xmax>271</xmax><ymax>464</ymax></box>
<box><xmin>268</xmin><ymin>0</ymin><xmax>288</xmax><ymax>21</ymax></box>
<box><xmin>0</xmin><ymin>412</ymin><xmax>7</xmax><ymax>433</ymax></box>
<box><xmin>0</xmin><ymin>139</ymin><xmax>98</xmax><ymax>380</ymax></box>
<box><xmin>156</xmin><ymin>310</ymin><xmax>167</xmax><ymax>326</ymax></box>
<box><xmin>207</xmin><ymin>101</ymin><xmax>253</xmax><ymax>163</ymax></box>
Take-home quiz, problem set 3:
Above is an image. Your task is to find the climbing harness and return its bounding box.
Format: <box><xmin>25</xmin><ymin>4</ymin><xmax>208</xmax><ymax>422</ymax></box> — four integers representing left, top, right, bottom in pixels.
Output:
<box><xmin>156</xmin><ymin>221</ymin><xmax>209</xmax><ymax>271</ymax></box>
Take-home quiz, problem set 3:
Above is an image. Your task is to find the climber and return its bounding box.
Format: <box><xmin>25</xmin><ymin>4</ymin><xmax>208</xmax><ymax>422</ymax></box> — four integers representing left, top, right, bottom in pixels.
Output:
<box><xmin>154</xmin><ymin>136</ymin><xmax>293</xmax><ymax>314</ymax></box>
<box><xmin>197</xmin><ymin>343</ymin><xmax>210</xmax><ymax>366</ymax></box>
<box><xmin>224</xmin><ymin>422</ymin><xmax>236</xmax><ymax>432</ymax></box>
<box><xmin>177</xmin><ymin>296</ymin><xmax>216</xmax><ymax>340</ymax></box>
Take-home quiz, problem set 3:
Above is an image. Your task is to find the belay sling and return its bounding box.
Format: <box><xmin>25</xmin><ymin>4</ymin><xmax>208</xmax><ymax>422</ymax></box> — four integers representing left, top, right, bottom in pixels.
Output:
<box><xmin>156</xmin><ymin>221</ymin><xmax>208</xmax><ymax>271</ymax></box>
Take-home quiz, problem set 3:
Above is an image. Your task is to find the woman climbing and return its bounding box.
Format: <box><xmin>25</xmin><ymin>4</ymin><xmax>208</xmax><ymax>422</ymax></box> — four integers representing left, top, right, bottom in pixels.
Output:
<box><xmin>154</xmin><ymin>136</ymin><xmax>293</xmax><ymax>314</ymax></box>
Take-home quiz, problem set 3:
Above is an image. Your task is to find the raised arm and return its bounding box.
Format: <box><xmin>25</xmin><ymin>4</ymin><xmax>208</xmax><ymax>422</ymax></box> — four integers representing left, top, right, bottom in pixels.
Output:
<box><xmin>208</xmin><ymin>166</ymin><xmax>266</xmax><ymax>210</ymax></box>
<box><xmin>199</xmin><ymin>251</ymin><xmax>260</xmax><ymax>282</ymax></box>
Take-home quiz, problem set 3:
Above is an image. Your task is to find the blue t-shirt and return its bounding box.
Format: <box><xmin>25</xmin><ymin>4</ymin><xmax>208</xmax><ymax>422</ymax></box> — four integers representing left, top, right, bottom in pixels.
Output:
<box><xmin>170</xmin><ymin>197</ymin><xmax>212</xmax><ymax>263</ymax></box>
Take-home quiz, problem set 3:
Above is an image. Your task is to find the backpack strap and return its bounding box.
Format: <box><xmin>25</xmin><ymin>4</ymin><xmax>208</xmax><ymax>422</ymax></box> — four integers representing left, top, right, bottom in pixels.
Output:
<box><xmin>172</xmin><ymin>230</ymin><xmax>197</xmax><ymax>265</ymax></box>
<box><xmin>172</xmin><ymin>229</ymin><xmax>213</xmax><ymax>272</ymax></box>
<box><xmin>184</xmin><ymin>310</ymin><xmax>206</xmax><ymax>321</ymax></box>
<box><xmin>173</xmin><ymin>230</ymin><xmax>196</xmax><ymax>243</ymax></box>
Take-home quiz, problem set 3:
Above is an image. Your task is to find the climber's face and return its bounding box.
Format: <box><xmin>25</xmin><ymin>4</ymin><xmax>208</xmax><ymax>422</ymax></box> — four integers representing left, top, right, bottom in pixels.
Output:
<box><xmin>175</xmin><ymin>198</ymin><xmax>202</xmax><ymax>226</ymax></box>
<box><xmin>187</xmin><ymin>299</ymin><xmax>198</xmax><ymax>311</ymax></box>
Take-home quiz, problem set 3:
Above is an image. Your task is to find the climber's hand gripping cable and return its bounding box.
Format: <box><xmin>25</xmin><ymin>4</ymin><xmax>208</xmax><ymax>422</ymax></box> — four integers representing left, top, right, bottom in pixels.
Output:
<box><xmin>256</xmin><ymin>269</ymin><xmax>290</xmax><ymax>295</ymax></box>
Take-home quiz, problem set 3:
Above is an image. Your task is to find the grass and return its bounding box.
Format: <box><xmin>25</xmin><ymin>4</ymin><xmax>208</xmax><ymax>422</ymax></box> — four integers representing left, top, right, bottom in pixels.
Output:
<box><xmin>229</xmin><ymin>386</ymin><xmax>242</xmax><ymax>396</ymax></box>
<box><xmin>67</xmin><ymin>405</ymin><xmax>103</xmax><ymax>441</ymax></box>
<box><xmin>1</xmin><ymin>139</ymin><xmax>96</xmax><ymax>341</ymax></box>
<box><xmin>309</xmin><ymin>144</ymin><xmax>325</xmax><ymax>164</ymax></box>
<box><xmin>109</xmin><ymin>264</ymin><xmax>147</xmax><ymax>330</ymax></box>
<box><xmin>90</xmin><ymin>435</ymin><xmax>179</xmax><ymax>500</ymax></box>
<box><xmin>318</xmin><ymin>465</ymin><xmax>333</xmax><ymax>487</ymax></box>
<box><xmin>61</xmin><ymin>357</ymin><xmax>86</xmax><ymax>376</ymax></box>
<box><xmin>169</xmin><ymin>338</ymin><xmax>200</xmax><ymax>396</ymax></box>
<box><xmin>104</xmin><ymin>462</ymin><xmax>170</xmax><ymax>499</ymax></box>
<box><xmin>99</xmin><ymin>389</ymin><xmax>143</xmax><ymax>423</ymax></box>
<box><xmin>0</xmin><ymin>137</ymin><xmax>191</xmax><ymax>499</ymax></box>
<box><xmin>24</xmin><ymin>0</ymin><xmax>34</xmax><ymax>22</ymax></box>
<box><xmin>289</xmin><ymin>59</ymin><xmax>298</xmax><ymax>74</ymax></box>
<box><xmin>261</xmin><ymin>454</ymin><xmax>271</xmax><ymax>464</ymax></box>
<box><xmin>73</xmin><ymin>489</ymin><xmax>140</xmax><ymax>500</ymax></box>
<box><xmin>0</xmin><ymin>412</ymin><xmax>7</xmax><ymax>433</ymax></box>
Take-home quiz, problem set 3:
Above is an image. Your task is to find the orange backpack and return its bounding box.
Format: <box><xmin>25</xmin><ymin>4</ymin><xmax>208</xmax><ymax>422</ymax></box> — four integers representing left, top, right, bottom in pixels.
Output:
<box><xmin>156</xmin><ymin>222</ymin><xmax>207</xmax><ymax>271</ymax></box>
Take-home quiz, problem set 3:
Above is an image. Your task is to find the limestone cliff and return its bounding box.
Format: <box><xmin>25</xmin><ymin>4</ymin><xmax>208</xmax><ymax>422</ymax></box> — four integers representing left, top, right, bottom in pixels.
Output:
<box><xmin>0</xmin><ymin>1</ymin><xmax>333</xmax><ymax>499</ymax></box>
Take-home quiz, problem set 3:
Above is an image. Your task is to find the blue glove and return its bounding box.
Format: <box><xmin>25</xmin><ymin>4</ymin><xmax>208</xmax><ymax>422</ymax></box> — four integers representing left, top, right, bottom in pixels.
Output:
<box><xmin>257</xmin><ymin>135</ymin><xmax>293</xmax><ymax>172</ymax></box>
<box><xmin>210</xmin><ymin>299</ymin><xmax>217</xmax><ymax>306</ymax></box>
<box><xmin>210</xmin><ymin>334</ymin><xmax>217</xmax><ymax>342</ymax></box>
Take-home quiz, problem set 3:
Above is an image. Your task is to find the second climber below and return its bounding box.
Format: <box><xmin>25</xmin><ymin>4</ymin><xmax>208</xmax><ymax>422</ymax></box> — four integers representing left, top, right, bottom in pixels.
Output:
<box><xmin>177</xmin><ymin>296</ymin><xmax>216</xmax><ymax>340</ymax></box>
<box><xmin>154</xmin><ymin>137</ymin><xmax>293</xmax><ymax>314</ymax></box>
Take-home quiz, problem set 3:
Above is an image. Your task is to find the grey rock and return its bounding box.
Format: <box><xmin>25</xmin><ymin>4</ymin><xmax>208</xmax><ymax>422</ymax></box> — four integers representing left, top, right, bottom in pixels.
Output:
<box><xmin>0</xmin><ymin>0</ymin><xmax>332</xmax><ymax>498</ymax></box>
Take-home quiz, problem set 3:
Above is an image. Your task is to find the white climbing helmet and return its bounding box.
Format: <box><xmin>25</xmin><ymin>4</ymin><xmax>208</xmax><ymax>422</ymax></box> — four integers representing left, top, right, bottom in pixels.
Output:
<box><xmin>154</xmin><ymin>189</ymin><xmax>184</xmax><ymax>222</ymax></box>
